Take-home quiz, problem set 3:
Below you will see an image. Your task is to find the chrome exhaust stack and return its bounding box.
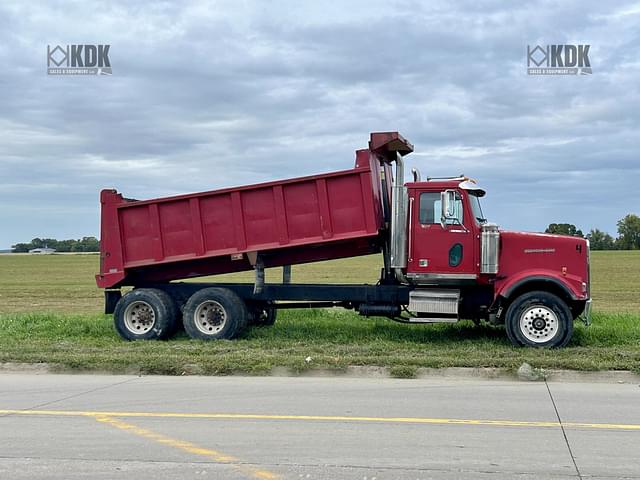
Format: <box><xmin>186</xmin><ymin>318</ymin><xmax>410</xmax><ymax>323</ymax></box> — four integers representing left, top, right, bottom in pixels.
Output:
<box><xmin>390</xmin><ymin>151</ymin><xmax>409</xmax><ymax>283</ymax></box>
<box><xmin>368</xmin><ymin>132</ymin><xmax>414</xmax><ymax>285</ymax></box>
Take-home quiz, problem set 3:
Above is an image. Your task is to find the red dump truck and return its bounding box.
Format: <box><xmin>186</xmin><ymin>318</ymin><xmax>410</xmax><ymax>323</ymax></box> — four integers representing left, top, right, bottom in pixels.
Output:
<box><xmin>97</xmin><ymin>132</ymin><xmax>591</xmax><ymax>347</ymax></box>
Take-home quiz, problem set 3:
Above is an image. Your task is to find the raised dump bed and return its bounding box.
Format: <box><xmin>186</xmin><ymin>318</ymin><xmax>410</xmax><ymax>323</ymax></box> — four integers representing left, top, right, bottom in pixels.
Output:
<box><xmin>96</xmin><ymin>145</ymin><xmax>394</xmax><ymax>289</ymax></box>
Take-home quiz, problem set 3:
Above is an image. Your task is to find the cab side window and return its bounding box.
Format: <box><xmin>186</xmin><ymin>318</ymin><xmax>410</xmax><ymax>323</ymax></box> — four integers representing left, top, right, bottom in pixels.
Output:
<box><xmin>419</xmin><ymin>192</ymin><xmax>440</xmax><ymax>224</ymax></box>
<box><xmin>419</xmin><ymin>191</ymin><xmax>464</xmax><ymax>225</ymax></box>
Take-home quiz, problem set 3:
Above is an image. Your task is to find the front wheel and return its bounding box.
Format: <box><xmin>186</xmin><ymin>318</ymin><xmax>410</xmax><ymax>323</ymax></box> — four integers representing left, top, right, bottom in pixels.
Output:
<box><xmin>504</xmin><ymin>291</ymin><xmax>573</xmax><ymax>348</ymax></box>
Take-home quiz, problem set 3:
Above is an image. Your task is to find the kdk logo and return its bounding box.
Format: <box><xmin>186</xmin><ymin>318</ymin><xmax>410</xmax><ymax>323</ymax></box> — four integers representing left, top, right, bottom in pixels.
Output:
<box><xmin>47</xmin><ymin>44</ymin><xmax>112</xmax><ymax>75</ymax></box>
<box><xmin>527</xmin><ymin>44</ymin><xmax>592</xmax><ymax>75</ymax></box>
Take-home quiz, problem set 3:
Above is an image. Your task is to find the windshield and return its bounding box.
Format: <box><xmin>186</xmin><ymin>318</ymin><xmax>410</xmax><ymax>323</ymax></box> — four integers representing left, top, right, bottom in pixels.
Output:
<box><xmin>469</xmin><ymin>193</ymin><xmax>487</xmax><ymax>224</ymax></box>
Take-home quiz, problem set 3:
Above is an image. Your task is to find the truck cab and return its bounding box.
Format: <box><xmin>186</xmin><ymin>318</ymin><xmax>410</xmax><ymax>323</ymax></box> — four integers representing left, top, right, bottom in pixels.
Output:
<box><xmin>400</xmin><ymin>175</ymin><xmax>591</xmax><ymax>347</ymax></box>
<box><xmin>406</xmin><ymin>179</ymin><xmax>484</xmax><ymax>282</ymax></box>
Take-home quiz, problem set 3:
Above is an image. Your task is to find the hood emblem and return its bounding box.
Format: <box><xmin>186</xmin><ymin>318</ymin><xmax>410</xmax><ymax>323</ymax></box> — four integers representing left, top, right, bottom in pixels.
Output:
<box><xmin>524</xmin><ymin>248</ymin><xmax>556</xmax><ymax>254</ymax></box>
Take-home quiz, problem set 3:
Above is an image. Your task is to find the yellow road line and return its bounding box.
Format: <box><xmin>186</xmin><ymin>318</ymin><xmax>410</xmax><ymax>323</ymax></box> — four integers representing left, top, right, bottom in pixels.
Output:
<box><xmin>95</xmin><ymin>415</ymin><xmax>278</xmax><ymax>480</ymax></box>
<box><xmin>1</xmin><ymin>408</ymin><xmax>639</xmax><ymax>431</ymax></box>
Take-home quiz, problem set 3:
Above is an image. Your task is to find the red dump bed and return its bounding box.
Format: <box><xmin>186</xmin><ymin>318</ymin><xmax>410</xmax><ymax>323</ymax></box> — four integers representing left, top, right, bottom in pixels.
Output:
<box><xmin>96</xmin><ymin>146</ymin><xmax>395</xmax><ymax>288</ymax></box>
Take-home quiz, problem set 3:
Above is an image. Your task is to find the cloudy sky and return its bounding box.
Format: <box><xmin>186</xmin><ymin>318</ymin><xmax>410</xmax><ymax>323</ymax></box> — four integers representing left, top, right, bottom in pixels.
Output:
<box><xmin>0</xmin><ymin>0</ymin><xmax>638</xmax><ymax>248</ymax></box>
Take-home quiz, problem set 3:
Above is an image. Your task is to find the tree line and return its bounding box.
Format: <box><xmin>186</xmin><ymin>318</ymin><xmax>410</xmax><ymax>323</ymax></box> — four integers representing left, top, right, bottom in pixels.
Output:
<box><xmin>545</xmin><ymin>213</ymin><xmax>640</xmax><ymax>250</ymax></box>
<box><xmin>11</xmin><ymin>237</ymin><xmax>100</xmax><ymax>253</ymax></box>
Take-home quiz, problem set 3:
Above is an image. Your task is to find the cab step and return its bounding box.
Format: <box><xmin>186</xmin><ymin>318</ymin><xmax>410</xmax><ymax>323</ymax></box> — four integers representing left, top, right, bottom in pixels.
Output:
<box><xmin>406</xmin><ymin>316</ymin><xmax>459</xmax><ymax>323</ymax></box>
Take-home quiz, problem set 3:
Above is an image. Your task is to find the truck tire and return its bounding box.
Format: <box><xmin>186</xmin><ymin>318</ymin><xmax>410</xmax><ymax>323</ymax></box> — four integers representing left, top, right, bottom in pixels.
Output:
<box><xmin>504</xmin><ymin>291</ymin><xmax>573</xmax><ymax>348</ymax></box>
<box><xmin>249</xmin><ymin>303</ymin><xmax>277</xmax><ymax>327</ymax></box>
<box><xmin>182</xmin><ymin>288</ymin><xmax>248</xmax><ymax>340</ymax></box>
<box><xmin>114</xmin><ymin>288</ymin><xmax>178</xmax><ymax>341</ymax></box>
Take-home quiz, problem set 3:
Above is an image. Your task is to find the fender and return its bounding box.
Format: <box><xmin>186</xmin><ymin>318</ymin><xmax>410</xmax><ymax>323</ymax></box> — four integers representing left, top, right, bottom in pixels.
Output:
<box><xmin>494</xmin><ymin>270</ymin><xmax>583</xmax><ymax>303</ymax></box>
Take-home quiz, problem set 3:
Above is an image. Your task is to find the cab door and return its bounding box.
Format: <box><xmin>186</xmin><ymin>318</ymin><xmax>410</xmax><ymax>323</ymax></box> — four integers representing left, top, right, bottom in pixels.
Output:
<box><xmin>407</xmin><ymin>189</ymin><xmax>477</xmax><ymax>281</ymax></box>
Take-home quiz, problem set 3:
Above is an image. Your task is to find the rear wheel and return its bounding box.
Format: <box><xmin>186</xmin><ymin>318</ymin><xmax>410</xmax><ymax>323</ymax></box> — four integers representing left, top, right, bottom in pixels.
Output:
<box><xmin>505</xmin><ymin>291</ymin><xmax>573</xmax><ymax>348</ymax></box>
<box><xmin>249</xmin><ymin>302</ymin><xmax>277</xmax><ymax>327</ymax></box>
<box><xmin>114</xmin><ymin>288</ymin><xmax>178</xmax><ymax>341</ymax></box>
<box><xmin>182</xmin><ymin>288</ymin><xmax>248</xmax><ymax>340</ymax></box>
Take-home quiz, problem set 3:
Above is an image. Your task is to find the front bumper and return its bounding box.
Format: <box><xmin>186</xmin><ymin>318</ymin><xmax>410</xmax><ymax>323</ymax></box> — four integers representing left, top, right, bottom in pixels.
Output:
<box><xmin>579</xmin><ymin>298</ymin><xmax>592</xmax><ymax>326</ymax></box>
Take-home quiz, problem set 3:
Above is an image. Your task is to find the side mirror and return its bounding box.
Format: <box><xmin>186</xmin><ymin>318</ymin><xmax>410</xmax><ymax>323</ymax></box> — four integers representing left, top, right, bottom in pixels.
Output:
<box><xmin>440</xmin><ymin>190</ymin><xmax>457</xmax><ymax>229</ymax></box>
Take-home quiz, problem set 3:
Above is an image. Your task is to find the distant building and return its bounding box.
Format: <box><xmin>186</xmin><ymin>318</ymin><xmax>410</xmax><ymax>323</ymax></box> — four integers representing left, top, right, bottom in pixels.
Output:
<box><xmin>29</xmin><ymin>247</ymin><xmax>56</xmax><ymax>254</ymax></box>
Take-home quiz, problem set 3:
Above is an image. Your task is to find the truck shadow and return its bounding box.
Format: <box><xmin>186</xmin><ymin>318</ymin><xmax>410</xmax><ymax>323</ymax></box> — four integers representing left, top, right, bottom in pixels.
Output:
<box><xmin>370</xmin><ymin>321</ymin><xmax>508</xmax><ymax>345</ymax></box>
<box><xmin>246</xmin><ymin>314</ymin><xmax>510</xmax><ymax>346</ymax></box>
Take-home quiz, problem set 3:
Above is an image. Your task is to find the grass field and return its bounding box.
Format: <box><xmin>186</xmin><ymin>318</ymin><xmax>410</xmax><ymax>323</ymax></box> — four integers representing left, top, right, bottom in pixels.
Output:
<box><xmin>0</xmin><ymin>252</ymin><xmax>639</xmax><ymax>376</ymax></box>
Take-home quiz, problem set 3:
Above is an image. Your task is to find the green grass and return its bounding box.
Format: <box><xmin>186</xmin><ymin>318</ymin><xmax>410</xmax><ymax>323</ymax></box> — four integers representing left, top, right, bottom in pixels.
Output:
<box><xmin>590</xmin><ymin>251</ymin><xmax>640</xmax><ymax>313</ymax></box>
<box><xmin>0</xmin><ymin>252</ymin><xmax>639</xmax><ymax>375</ymax></box>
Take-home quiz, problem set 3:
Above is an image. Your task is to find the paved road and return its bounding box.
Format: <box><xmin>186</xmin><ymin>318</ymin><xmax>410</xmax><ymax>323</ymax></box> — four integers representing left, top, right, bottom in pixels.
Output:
<box><xmin>0</xmin><ymin>373</ymin><xmax>639</xmax><ymax>479</ymax></box>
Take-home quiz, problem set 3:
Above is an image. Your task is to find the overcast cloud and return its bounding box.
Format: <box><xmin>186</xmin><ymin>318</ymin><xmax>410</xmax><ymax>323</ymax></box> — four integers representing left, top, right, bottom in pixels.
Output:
<box><xmin>0</xmin><ymin>0</ymin><xmax>638</xmax><ymax>248</ymax></box>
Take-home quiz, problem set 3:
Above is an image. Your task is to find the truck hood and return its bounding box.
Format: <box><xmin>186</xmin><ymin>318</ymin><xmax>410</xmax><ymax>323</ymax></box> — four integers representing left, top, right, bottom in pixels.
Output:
<box><xmin>497</xmin><ymin>230</ymin><xmax>589</xmax><ymax>298</ymax></box>
<box><xmin>500</xmin><ymin>230</ymin><xmax>588</xmax><ymax>253</ymax></box>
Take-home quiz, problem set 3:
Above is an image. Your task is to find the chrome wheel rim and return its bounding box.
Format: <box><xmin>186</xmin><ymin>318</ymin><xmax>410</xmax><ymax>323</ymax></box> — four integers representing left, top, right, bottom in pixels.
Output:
<box><xmin>520</xmin><ymin>305</ymin><xmax>559</xmax><ymax>343</ymax></box>
<box><xmin>194</xmin><ymin>300</ymin><xmax>226</xmax><ymax>335</ymax></box>
<box><xmin>123</xmin><ymin>301</ymin><xmax>156</xmax><ymax>334</ymax></box>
